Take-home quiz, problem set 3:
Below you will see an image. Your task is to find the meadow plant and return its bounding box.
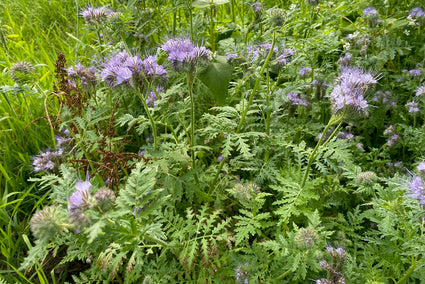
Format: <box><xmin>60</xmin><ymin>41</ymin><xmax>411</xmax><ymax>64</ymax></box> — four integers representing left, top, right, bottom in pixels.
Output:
<box><xmin>4</xmin><ymin>0</ymin><xmax>425</xmax><ymax>283</ymax></box>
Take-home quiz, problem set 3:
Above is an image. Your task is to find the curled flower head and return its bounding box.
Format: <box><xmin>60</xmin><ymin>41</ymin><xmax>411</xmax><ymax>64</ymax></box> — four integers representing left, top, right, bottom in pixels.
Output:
<box><xmin>10</xmin><ymin>61</ymin><xmax>35</xmax><ymax>84</ymax></box>
<box><xmin>32</xmin><ymin>149</ymin><xmax>64</xmax><ymax>173</ymax></box>
<box><xmin>94</xmin><ymin>188</ymin><xmax>116</xmax><ymax>211</ymax></box>
<box><xmin>162</xmin><ymin>38</ymin><xmax>209</xmax><ymax>73</ymax></box>
<box><xmin>286</xmin><ymin>92</ymin><xmax>309</xmax><ymax>107</ymax></box>
<box><xmin>30</xmin><ymin>205</ymin><xmax>66</xmax><ymax>241</ymax></box>
<box><xmin>294</xmin><ymin>227</ymin><xmax>318</xmax><ymax>250</ymax></box>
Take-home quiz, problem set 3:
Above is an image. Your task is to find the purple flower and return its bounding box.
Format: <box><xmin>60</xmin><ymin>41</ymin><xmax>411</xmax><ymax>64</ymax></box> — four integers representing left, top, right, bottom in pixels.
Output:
<box><xmin>387</xmin><ymin>134</ymin><xmax>400</xmax><ymax>146</ymax></box>
<box><xmin>80</xmin><ymin>6</ymin><xmax>117</xmax><ymax>24</ymax></box>
<box><xmin>407</xmin><ymin>101</ymin><xmax>419</xmax><ymax>113</ymax></box>
<box><xmin>417</xmin><ymin>162</ymin><xmax>425</xmax><ymax>174</ymax></box>
<box><xmin>363</xmin><ymin>7</ymin><xmax>378</xmax><ymax>17</ymax></box>
<box><xmin>252</xmin><ymin>2</ymin><xmax>262</xmax><ymax>13</ymax></box>
<box><xmin>32</xmin><ymin>149</ymin><xmax>64</xmax><ymax>173</ymax></box>
<box><xmin>299</xmin><ymin>67</ymin><xmax>312</xmax><ymax>78</ymax></box>
<box><xmin>217</xmin><ymin>155</ymin><xmax>224</xmax><ymax>162</ymax></box>
<box><xmin>101</xmin><ymin>51</ymin><xmax>166</xmax><ymax>88</ymax></box>
<box><xmin>409</xmin><ymin>69</ymin><xmax>421</xmax><ymax>77</ymax></box>
<box><xmin>410</xmin><ymin>7</ymin><xmax>425</xmax><ymax>20</ymax></box>
<box><xmin>67</xmin><ymin>62</ymin><xmax>97</xmax><ymax>87</ymax></box>
<box><xmin>416</xmin><ymin>85</ymin><xmax>425</xmax><ymax>96</ymax></box>
<box><xmin>162</xmin><ymin>38</ymin><xmax>209</xmax><ymax>73</ymax></box>
<box><xmin>146</xmin><ymin>87</ymin><xmax>164</xmax><ymax>107</ymax></box>
<box><xmin>338</xmin><ymin>53</ymin><xmax>352</xmax><ymax>66</ymax></box>
<box><xmin>286</xmin><ymin>92</ymin><xmax>309</xmax><ymax>106</ymax></box>
<box><xmin>329</xmin><ymin>66</ymin><xmax>377</xmax><ymax>114</ymax></box>
<box><xmin>68</xmin><ymin>178</ymin><xmax>92</xmax><ymax>211</ymax></box>
<box><xmin>408</xmin><ymin>176</ymin><xmax>425</xmax><ymax>205</ymax></box>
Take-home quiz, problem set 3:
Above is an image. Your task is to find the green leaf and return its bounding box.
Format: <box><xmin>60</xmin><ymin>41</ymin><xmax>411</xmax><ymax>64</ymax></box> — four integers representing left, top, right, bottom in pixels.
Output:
<box><xmin>198</xmin><ymin>55</ymin><xmax>232</xmax><ymax>104</ymax></box>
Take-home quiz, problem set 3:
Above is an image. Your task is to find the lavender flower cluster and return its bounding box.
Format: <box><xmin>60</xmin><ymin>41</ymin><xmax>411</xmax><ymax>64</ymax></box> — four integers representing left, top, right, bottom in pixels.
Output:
<box><xmin>363</xmin><ymin>7</ymin><xmax>381</xmax><ymax>27</ymax></box>
<box><xmin>329</xmin><ymin>66</ymin><xmax>377</xmax><ymax>115</ymax></box>
<box><xmin>161</xmin><ymin>38</ymin><xmax>209</xmax><ymax>73</ymax></box>
<box><xmin>32</xmin><ymin>134</ymin><xmax>72</xmax><ymax>173</ymax></box>
<box><xmin>410</xmin><ymin>7</ymin><xmax>425</xmax><ymax>22</ymax></box>
<box><xmin>383</xmin><ymin>124</ymin><xmax>400</xmax><ymax>147</ymax></box>
<box><xmin>317</xmin><ymin>245</ymin><xmax>346</xmax><ymax>284</ymax></box>
<box><xmin>101</xmin><ymin>50</ymin><xmax>167</xmax><ymax>88</ymax></box>
<box><xmin>68</xmin><ymin>177</ymin><xmax>116</xmax><ymax>232</ymax></box>
<box><xmin>81</xmin><ymin>6</ymin><xmax>121</xmax><ymax>25</ymax></box>
<box><xmin>226</xmin><ymin>42</ymin><xmax>294</xmax><ymax>70</ymax></box>
<box><xmin>67</xmin><ymin>62</ymin><xmax>97</xmax><ymax>88</ymax></box>
<box><xmin>286</xmin><ymin>92</ymin><xmax>309</xmax><ymax>107</ymax></box>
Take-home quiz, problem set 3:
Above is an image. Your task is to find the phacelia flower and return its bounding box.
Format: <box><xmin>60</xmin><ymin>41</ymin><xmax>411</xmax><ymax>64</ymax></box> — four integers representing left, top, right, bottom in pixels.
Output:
<box><xmin>94</xmin><ymin>188</ymin><xmax>116</xmax><ymax>211</ymax></box>
<box><xmin>10</xmin><ymin>61</ymin><xmax>35</xmax><ymax>84</ymax></box>
<box><xmin>146</xmin><ymin>87</ymin><xmax>164</xmax><ymax>107</ymax></box>
<box><xmin>408</xmin><ymin>175</ymin><xmax>425</xmax><ymax>205</ymax></box>
<box><xmin>235</xmin><ymin>262</ymin><xmax>249</xmax><ymax>284</ymax></box>
<box><xmin>338</xmin><ymin>53</ymin><xmax>352</xmax><ymax>66</ymax></box>
<box><xmin>363</xmin><ymin>7</ymin><xmax>378</xmax><ymax>18</ymax></box>
<box><xmin>417</xmin><ymin>162</ymin><xmax>425</xmax><ymax>175</ymax></box>
<box><xmin>299</xmin><ymin>66</ymin><xmax>312</xmax><ymax>78</ymax></box>
<box><xmin>407</xmin><ymin>101</ymin><xmax>419</xmax><ymax>113</ymax></box>
<box><xmin>409</xmin><ymin>69</ymin><xmax>421</xmax><ymax>77</ymax></box>
<box><xmin>67</xmin><ymin>62</ymin><xmax>97</xmax><ymax>87</ymax></box>
<box><xmin>252</xmin><ymin>1</ymin><xmax>262</xmax><ymax>14</ymax></box>
<box><xmin>162</xmin><ymin>38</ymin><xmax>209</xmax><ymax>73</ymax></box>
<box><xmin>329</xmin><ymin>66</ymin><xmax>377</xmax><ymax>114</ymax></box>
<box><xmin>316</xmin><ymin>245</ymin><xmax>346</xmax><ymax>284</ymax></box>
<box><xmin>410</xmin><ymin>7</ymin><xmax>425</xmax><ymax>23</ymax></box>
<box><xmin>286</xmin><ymin>92</ymin><xmax>309</xmax><ymax>107</ymax></box>
<box><xmin>416</xmin><ymin>85</ymin><xmax>425</xmax><ymax>97</ymax></box>
<box><xmin>32</xmin><ymin>149</ymin><xmax>64</xmax><ymax>173</ymax></box>
<box><xmin>81</xmin><ymin>6</ymin><xmax>120</xmax><ymax>25</ymax></box>
<box><xmin>387</xmin><ymin>134</ymin><xmax>401</xmax><ymax>146</ymax></box>
<box><xmin>101</xmin><ymin>51</ymin><xmax>167</xmax><ymax>88</ymax></box>
<box><xmin>355</xmin><ymin>171</ymin><xmax>378</xmax><ymax>186</ymax></box>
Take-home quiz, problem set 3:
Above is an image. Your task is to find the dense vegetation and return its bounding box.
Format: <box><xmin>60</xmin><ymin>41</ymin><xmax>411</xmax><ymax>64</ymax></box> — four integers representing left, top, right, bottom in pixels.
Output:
<box><xmin>1</xmin><ymin>0</ymin><xmax>425</xmax><ymax>283</ymax></box>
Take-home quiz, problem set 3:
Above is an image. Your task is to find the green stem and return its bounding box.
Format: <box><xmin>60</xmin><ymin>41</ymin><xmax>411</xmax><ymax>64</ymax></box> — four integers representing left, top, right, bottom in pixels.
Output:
<box><xmin>137</xmin><ymin>89</ymin><xmax>158</xmax><ymax>150</ymax></box>
<box><xmin>209</xmin><ymin>1</ymin><xmax>215</xmax><ymax>52</ymax></box>
<box><xmin>210</xmin><ymin>33</ymin><xmax>277</xmax><ymax>191</ymax></box>
<box><xmin>301</xmin><ymin>113</ymin><xmax>344</xmax><ymax>188</ymax></box>
<box><xmin>396</xmin><ymin>258</ymin><xmax>417</xmax><ymax>284</ymax></box>
<box><xmin>273</xmin><ymin>268</ymin><xmax>293</xmax><ymax>281</ymax></box>
<box><xmin>236</xmin><ymin>32</ymin><xmax>276</xmax><ymax>133</ymax></box>
<box><xmin>187</xmin><ymin>73</ymin><xmax>196</xmax><ymax>169</ymax></box>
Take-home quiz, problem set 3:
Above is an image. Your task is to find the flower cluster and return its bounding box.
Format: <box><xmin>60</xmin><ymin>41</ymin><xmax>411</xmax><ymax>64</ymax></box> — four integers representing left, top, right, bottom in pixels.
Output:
<box><xmin>329</xmin><ymin>66</ymin><xmax>377</xmax><ymax>115</ymax></box>
<box><xmin>80</xmin><ymin>6</ymin><xmax>121</xmax><ymax>25</ymax></box>
<box><xmin>372</xmin><ymin>90</ymin><xmax>396</xmax><ymax>108</ymax></box>
<box><xmin>316</xmin><ymin>245</ymin><xmax>346</xmax><ymax>284</ymax></box>
<box><xmin>407</xmin><ymin>101</ymin><xmax>419</xmax><ymax>114</ymax></box>
<box><xmin>32</xmin><ymin>149</ymin><xmax>64</xmax><ymax>173</ymax></box>
<box><xmin>363</xmin><ymin>7</ymin><xmax>381</xmax><ymax>27</ymax></box>
<box><xmin>416</xmin><ymin>85</ymin><xmax>425</xmax><ymax>97</ymax></box>
<box><xmin>410</xmin><ymin>7</ymin><xmax>425</xmax><ymax>24</ymax></box>
<box><xmin>234</xmin><ymin>262</ymin><xmax>249</xmax><ymax>284</ymax></box>
<box><xmin>408</xmin><ymin>176</ymin><xmax>425</xmax><ymax>205</ymax></box>
<box><xmin>338</xmin><ymin>53</ymin><xmax>352</xmax><ymax>66</ymax></box>
<box><xmin>383</xmin><ymin>124</ymin><xmax>400</xmax><ymax>147</ymax></box>
<box><xmin>67</xmin><ymin>62</ymin><xmax>97</xmax><ymax>87</ymax></box>
<box><xmin>286</xmin><ymin>92</ymin><xmax>309</xmax><ymax>107</ymax></box>
<box><xmin>162</xmin><ymin>38</ymin><xmax>209</xmax><ymax>73</ymax></box>
<box><xmin>298</xmin><ymin>66</ymin><xmax>312</xmax><ymax>78</ymax></box>
<box><xmin>101</xmin><ymin>50</ymin><xmax>167</xmax><ymax>88</ymax></box>
<box><xmin>68</xmin><ymin>177</ymin><xmax>116</xmax><ymax>232</ymax></box>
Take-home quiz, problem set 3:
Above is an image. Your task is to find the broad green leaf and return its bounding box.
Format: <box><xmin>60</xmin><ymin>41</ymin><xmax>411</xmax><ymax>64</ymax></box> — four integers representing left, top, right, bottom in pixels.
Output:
<box><xmin>198</xmin><ymin>55</ymin><xmax>232</xmax><ymax>104</ymax></box>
